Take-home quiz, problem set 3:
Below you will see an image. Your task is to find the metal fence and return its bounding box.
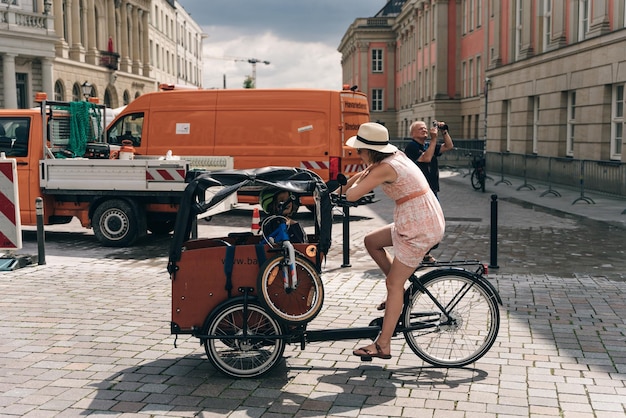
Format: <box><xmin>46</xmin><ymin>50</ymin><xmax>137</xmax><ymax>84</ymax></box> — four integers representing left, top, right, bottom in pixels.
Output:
<box><xmin>390</xmin><ymin>138</ymin><xmax>626</xmax><ymax>199</ymax></box>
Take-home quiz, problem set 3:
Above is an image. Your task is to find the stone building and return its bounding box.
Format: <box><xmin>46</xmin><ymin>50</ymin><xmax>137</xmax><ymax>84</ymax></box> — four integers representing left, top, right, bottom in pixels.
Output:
<box><xmin>0</xmin><ymin>0</ymin><xmax>203</xmax><ymax>109</ymax></box>
<box><xmin>339</xmin><ymin>0</ymin><xmax>626</xmax><ymax>195</ymax></box>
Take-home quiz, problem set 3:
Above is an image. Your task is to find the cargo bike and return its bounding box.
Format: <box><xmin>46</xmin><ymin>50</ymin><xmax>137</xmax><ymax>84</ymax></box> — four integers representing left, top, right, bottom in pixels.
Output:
<box><xmin>167</xmin><ymin>167</ymin><xmax>502</xmax><ymax>378</ymax></box>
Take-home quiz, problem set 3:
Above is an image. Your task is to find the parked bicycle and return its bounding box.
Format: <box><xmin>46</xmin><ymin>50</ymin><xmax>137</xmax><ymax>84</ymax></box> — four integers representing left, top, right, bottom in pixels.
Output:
<box><xmin>470</xmin><ymin>153</ymin><xmax>487</xmax><ymax>192</ymax></box>
<box><xmin>167</xmin><ymin>167</ymin><xmax>502</xmax><ymax>378</ymax></box>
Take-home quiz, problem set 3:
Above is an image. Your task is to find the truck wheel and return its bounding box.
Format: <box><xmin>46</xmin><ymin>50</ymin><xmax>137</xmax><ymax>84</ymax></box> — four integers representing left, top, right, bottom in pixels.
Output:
<box><xmin>92</xmin><ymin>199</ymin><xmax>139</xmax><ymax>247</ymax></box>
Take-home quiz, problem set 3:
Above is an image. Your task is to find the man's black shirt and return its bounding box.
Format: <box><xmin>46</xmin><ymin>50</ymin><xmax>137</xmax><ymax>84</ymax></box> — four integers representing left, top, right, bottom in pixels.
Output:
<box><xmin>405</xmin><ymin>140</ymin><xmax>442</xmax><ymax>193</ymax></box>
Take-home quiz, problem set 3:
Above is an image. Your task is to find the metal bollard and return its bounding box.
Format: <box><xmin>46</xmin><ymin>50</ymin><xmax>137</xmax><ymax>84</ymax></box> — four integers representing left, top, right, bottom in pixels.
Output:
<box><xmin>35</xmin><ymin>197</ymin><xmax>46</xmax><ymax>265</ymax></box>
<box><xmin>341</xmin><ymin>205</ymin><xmax>351</xmax><ymax>268</ymax></box>
<box><xmin>489</xmin><ymin>194</ymin><xmax>499</xmax><ymax>269</ymax></box>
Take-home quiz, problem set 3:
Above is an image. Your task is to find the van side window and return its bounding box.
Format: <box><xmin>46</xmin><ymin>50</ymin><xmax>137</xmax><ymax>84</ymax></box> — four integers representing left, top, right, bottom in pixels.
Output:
<box><xmin>108</xmin><ymin>113</ymin><xmax>144</xmax><ymax>147</ymax></box>
<box><xmin>0</xmin><ymin>117</ymin><xmax>30</xmax><ymax>157</ymax></box>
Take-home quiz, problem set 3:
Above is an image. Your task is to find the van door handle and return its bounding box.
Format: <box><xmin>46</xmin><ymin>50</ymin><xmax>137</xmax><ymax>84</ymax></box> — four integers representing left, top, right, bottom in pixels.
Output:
<box><xmin>17</xmin><ymin>161</ymin><xmax>28</xmax><ymax>166</ymax></box>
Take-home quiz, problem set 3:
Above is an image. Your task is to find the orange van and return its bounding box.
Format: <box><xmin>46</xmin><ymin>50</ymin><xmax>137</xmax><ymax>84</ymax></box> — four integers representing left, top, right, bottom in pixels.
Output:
<box><xmin>106</xmin><ymin>86</ymin><xmax>369</xmax><ymax>203</ymax></box>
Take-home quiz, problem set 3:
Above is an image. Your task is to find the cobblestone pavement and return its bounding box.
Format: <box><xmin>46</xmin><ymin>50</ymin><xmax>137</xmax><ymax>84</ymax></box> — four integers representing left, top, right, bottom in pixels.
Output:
<box><xmin>1</xmin><ymin>171</ymin><xmax>625</xmax><ymax>417</ymax></box>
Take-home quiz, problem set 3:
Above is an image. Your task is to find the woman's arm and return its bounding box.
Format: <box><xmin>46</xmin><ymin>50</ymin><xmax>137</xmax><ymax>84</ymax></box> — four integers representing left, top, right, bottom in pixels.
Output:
<box><xmin>345</xmin><ymin>163</ymin><xmax>396</xmax><ymax>202</ymax></box>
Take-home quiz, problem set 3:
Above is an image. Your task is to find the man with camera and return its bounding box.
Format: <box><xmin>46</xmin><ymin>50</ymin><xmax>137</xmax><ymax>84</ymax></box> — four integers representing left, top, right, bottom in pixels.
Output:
<box><xmin>404</xmin><ymin>120</ymin><xmax>454</xmax><ymax>263</ymax></box>
<box><xmin>405</xmin><ymin>120</ymin><xmax>454</xmax><ymax>198</ymax></box>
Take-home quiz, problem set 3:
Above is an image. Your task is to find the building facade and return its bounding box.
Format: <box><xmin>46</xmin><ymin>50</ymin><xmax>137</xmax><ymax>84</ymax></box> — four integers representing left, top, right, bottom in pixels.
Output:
<box><xmin>0</xmin><ymin>0</ymin><xmax>204</xmax><ymax>110</ymax></box>
<box><xmin>339</xmin><ymin>0</ymin><xmax>626</xmax><ymax>167</ymax></box>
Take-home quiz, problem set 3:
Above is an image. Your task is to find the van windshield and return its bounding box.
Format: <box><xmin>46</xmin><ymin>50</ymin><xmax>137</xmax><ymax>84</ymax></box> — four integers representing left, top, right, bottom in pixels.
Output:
<box><xmin>108</xmin><ymin>113</ymin><xmax>144</xmax><ymax>146</ymax></box>
<box><xmin>0</xmin><ymin>117</ymin><xmax>30</xmax><ymax>157</ymax></box>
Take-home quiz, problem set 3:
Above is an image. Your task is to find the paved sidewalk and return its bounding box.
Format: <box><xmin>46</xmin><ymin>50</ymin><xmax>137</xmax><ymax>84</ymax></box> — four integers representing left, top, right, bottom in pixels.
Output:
<box><xmin>0</xmin><ymin>173</ymin><xmax>625</xmax><ymax>417</ymax></box>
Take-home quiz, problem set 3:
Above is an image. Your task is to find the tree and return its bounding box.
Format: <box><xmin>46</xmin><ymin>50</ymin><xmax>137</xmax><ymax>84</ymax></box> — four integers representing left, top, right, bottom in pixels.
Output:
<box><xmin>243</xmin><ymin>76</ymin><xmax>255</xmax><ymax>89</ymax></box>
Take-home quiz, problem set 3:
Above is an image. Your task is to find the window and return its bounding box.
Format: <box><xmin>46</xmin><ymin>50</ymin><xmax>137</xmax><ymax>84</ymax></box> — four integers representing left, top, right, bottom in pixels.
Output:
<box><xmin>474</xmin><ymin>114</ymin><xmax>480</xmax><ymax>139</ymax></box>
<box><xmin>0</xmin><ymin>117</ymin><xmax>30</xmax><ymax>157</ymax></box>
<box><xmin>462</xmin><ymin>0</ymin><xmax>467</xmax><ymax>34</ymax></box>
<box><xmin>611</xmin><ymin>84</ymin><xmax>624</xmax><ymax>160</ymax></box>
<box><xmin>107</xmin><ymin>112</ymin><xmax>144</xmax><ymax>146</ymax></box>
<box><xmin>462</xmin><ymin>62</ymin><xmax>467</xmax><ymax>98</ymax></box>
<box><xmin>532</xmin><ymin>96</ymin><xmax>539</xmax><ymax>154</ymax></box>
<box><xmin>578</xmin><ymin>0</ymin><xmax>589</xmax><ymax>41</ymax></box>
<box><xmin>104</xmin><ymin>89</ymin><xmax>112</xmax><ymax>108</ymax></box>
<box><xmin>567</xmin><ymin>91</ymin><xmax>576</xmax><ymax>157</ymax></box>
<box><xmin>504</xmin><ymin>100</ymin><xmax>511</xmax><ymax>152</ymax></box>
<box><xmin>542</xmin><ymin>0</ymin><xmax>552</xmax><ymax>51</ymax></box>
<box><xmin>371</xmin><ymin>49</ymin><xmax>383</xmax><ymax>73</ymax></box>
<box><xmin>469</xmin><ymin>59</ymin><xmax>474</xmax><ymax>97</ymax></box>
<box><xmin>476</xmin><ymin>56</ymin><xmax>482</xmax><ymax>97</ymax></box>
<box><xmin>477</xmin><ymin>0</ymin><xmax>482</xmax><ymax>27</ymax></box>
<box><xmin>371</xmin><ymin>89</ymin><xmax>383</xmax><ymax>112</ymax></box>
<box><xmin>54</xmin><ymin>80</ymin><xmax>65</xmax><ymax>101</ymax></box>
<box><xmin>514</xmin><ymin>0</ymin><xmax>523</xmax><ymax>60</ymax></box>
<box><xmin>72</xmin><ymin>83</ymin><xmax>81</xmax><ymax>102</ymax></box>
<box><xmin>16</xmin><ymin>73</ymin><xmax>28</xmax><ymax>109</ymax></box>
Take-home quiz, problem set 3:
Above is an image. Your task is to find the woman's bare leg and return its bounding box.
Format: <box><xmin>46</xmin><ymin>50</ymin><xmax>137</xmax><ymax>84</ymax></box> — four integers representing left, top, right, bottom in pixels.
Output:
<box><xmin>363</xmin><ymin>224</ymin><xmax>393</xmax><ymax>275</ymax></box>
<box><xmin>353</xmin><ymin>258</ymin><xmax>415</xmax><ymax>357</ymax></box>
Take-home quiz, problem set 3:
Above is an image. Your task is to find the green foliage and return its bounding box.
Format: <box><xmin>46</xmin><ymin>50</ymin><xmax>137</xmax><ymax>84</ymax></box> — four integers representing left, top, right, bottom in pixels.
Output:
<box><xmin>243</xmin><ymin>76</ymin><xmax>255</xmax><ymax>89</ymax></box>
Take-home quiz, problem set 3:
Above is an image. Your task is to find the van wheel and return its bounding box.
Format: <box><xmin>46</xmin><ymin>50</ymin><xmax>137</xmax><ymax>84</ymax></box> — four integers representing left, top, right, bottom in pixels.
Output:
<box><xmin>92</xmin><ymin>199</ymin><xmax>139</xmax><ymax>247</ymax></box>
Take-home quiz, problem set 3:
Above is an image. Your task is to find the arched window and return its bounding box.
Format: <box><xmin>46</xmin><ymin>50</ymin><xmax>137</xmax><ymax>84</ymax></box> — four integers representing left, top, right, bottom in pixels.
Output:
<box><xmin>72</xmin><ymin>83</ymin><xmax>82</xmax><ymax>101</ymax></box>
<box><xmin>54</xmin><ymin>80</ymin><xmax>65</xmax><ymax>101</ymax></box>
<box><xmin>104</xmin><ymin>89</ymin><xmax>112</xmax><ymax>107</ymax></box>
<box><xmin>134</xmin><ymin>91</ymin><xmax>141</xmax><ymax>99</ymax></box>
<box><xmin>123</xmin><ymin>90</ymin><xmax>130</xmax><ymax>105</ymax></box>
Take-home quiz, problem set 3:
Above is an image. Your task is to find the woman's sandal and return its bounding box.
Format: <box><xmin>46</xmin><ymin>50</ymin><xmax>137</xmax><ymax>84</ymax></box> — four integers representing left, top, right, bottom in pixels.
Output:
<box><xmin>423</xmin><ymin>254</ymin><xmax>437</xmax><ymax>263</ymax></box>
<box><xmin>353</xmin><ymin>343</ymin><xmax>392</xmax><ymax>361</ymax></box>
<box><xmin>376</xmin><ymin>301</ymin><xmax>386</xmax><ymax>310</ymax></box>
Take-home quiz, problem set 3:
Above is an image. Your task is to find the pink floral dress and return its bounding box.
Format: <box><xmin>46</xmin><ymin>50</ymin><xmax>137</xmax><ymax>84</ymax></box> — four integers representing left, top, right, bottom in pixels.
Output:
<box><xmin>380</xmin><ymin>151</ymin><xmax>445</xmax><ymax>268</ymax></box>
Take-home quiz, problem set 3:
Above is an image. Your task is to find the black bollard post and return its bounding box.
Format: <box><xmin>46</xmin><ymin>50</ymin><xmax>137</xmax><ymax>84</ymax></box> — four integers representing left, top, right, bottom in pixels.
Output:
<box><xmin>489</xmin><ymin>194</ymin><xmax>499</xmax><ymax>269</ymax></box>
<box><xmin>341</xmin><ymin>205</ymin><xmax>351</xmax><ymax>268</ymax></box>
<box><xmin>35</xmin><ymin>197</ymin><xmax>46</xmax><ymax>265</ymax></box>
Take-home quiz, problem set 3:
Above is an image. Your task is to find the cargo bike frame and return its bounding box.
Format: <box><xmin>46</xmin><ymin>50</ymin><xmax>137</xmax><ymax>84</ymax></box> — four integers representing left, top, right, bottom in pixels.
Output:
<box><xmin>167</xmin><ymin>167</ymin><xmax>502</xmax><ymax>378</ymax></box>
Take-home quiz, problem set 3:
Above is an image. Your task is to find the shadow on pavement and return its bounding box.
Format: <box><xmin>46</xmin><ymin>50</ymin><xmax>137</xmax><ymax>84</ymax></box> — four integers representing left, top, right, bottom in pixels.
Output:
<box><xmin>87</xmin><ymin>355</ymin><xmax>489</xmax><ymax>415</ymax></box>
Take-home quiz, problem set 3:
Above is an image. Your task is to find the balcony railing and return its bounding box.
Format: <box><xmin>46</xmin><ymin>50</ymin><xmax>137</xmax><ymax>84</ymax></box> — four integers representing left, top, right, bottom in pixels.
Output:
<box><xmin>99</xmin><ymin>51</ymin><xmax>119</xmax><ymax>71</ymax></box>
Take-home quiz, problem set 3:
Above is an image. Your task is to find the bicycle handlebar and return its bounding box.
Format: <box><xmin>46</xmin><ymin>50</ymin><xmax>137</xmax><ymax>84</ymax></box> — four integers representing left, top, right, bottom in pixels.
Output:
<box><xmin>330</xmin><ymin>193</ymin><xmax>359</xmax><ymax>208</ymax></box>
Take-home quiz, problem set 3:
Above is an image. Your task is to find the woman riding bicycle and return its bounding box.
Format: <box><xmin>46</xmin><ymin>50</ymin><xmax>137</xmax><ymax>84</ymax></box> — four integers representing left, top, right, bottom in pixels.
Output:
<box><xmin>340</xmin><ymin>122</ymin><xmax>445</xmax><ymax>360</ymax></box>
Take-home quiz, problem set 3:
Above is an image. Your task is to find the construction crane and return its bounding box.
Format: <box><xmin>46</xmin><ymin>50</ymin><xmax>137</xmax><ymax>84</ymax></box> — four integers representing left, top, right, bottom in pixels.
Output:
<box><xmin>207</xmin><ymin>56</ymin><xmax>270</xmax><ymax>88</ymax></box>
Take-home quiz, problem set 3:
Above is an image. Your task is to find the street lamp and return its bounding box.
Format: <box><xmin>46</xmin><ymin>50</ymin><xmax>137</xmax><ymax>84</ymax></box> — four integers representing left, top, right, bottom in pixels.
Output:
<box><xmin>81</xmin><ymin>81</ymin><xmax>93</xmax><ymax>101</ymax></box>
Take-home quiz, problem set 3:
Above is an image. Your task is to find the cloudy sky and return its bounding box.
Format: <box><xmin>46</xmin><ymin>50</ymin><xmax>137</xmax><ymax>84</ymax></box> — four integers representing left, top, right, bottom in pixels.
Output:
<box><xmin>177</xmin><ymin>0</ymin><xmax>385</xmax><ymax>89</ymax></box>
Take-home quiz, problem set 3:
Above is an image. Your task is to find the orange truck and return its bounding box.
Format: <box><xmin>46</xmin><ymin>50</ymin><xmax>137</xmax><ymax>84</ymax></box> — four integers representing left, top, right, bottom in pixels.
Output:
<box><xmin>105</xmin><ymin>85</ymin><xmax>370</xmax><ymax>205</ymax></box>
<box><xmin>0</xmin><ymin>86</ymin><xmax>369</xmax><ymax>247</ymax></box>
<box><xmin>0</xmin><ymin>94</ymin><xmax>234</xmax><ymax>247</ymax></box>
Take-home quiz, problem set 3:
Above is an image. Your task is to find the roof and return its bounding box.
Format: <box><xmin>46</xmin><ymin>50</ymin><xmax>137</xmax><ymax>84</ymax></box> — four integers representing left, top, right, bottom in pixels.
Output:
<box><xmin>375</xmin><ymin>0</ymin><xmax>407</xmax><ymax>17</ymax></box>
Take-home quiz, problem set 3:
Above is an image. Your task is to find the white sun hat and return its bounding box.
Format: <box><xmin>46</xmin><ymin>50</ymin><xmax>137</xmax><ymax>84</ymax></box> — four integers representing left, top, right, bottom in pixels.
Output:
<box><xmin>346</xmin><ymin>122</ymin><xmax>397</xmax><ymax>153</ymax></box>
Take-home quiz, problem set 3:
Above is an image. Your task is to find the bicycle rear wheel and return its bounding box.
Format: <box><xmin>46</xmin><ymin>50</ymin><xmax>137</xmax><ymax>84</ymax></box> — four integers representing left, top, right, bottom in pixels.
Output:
<box><xmin>470</xmin><ymin>169</ymin><xmax>483</xmax><ymax>190</ymax></box>
<box><xmin>203</xmin><ymin>300</ymin><xmax>285</xmax><ymax>378</ymax></box>
<box><xmin>403</xmin><ymin>269</ymin><xmax>500</xmax><ymax>367</ymax></box>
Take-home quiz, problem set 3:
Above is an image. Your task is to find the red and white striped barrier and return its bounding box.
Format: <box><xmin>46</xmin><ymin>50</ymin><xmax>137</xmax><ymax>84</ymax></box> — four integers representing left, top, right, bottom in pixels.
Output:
<box><xmin>145</xmin><ymin>167</ymin><xmax>186</xmax><ymax>182</ymax></box>
<box><xmin>300</xmin><ymin>161</ymin><xmax>330</xmax><ymax>170</ymax></box>
<box><xmin>0</xmin><ymin>155</ymin><xmax>22</xmax><ymax>250</ymax></box>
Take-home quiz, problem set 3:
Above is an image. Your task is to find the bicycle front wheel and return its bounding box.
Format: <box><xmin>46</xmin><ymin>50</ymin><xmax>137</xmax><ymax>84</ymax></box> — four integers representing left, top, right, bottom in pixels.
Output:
<box><xmin>403</xmin><ymin>270</ymin><xmax>500</xmax><ymax>367</ymax></box>
<box><xmin>257</xmin><ymin>253</ymin><xmax>324</xmax><ymax>324</ymax></box>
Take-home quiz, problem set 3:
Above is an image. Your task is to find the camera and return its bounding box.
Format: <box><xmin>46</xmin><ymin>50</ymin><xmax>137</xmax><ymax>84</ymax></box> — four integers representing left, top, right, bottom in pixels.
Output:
<box><xmin>433</xmin><ymin>120</ymin><xmax>449</xmax><ymax>132</ymax></box>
